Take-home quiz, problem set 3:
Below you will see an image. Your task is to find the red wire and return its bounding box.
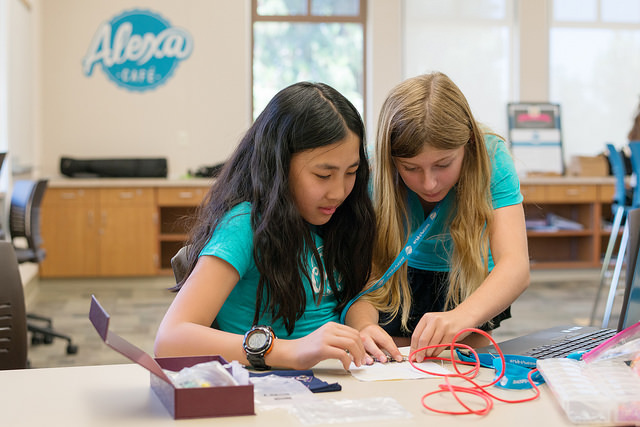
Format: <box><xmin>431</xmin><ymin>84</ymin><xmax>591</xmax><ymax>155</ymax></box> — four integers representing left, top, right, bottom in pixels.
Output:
<box><xmin>408</xmin><ymin>328</ymin><xmax>541</xmax><ymax>416</ymax></box>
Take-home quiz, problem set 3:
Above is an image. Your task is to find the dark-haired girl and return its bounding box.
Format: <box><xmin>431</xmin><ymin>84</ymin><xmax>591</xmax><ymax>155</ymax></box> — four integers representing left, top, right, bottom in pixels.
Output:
<box><xmin>155</xmin><ymin>82</ymin><xmax>375</xmax><ymax>370</ymax></box>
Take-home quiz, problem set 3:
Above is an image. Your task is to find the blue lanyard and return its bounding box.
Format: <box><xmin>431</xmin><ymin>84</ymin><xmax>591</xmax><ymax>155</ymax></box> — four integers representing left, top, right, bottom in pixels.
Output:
<box><xmin>456</xmin><ymin>350</ymin><xmax>545</xmax><ymax>389</ymax></box>
<box><xmin>339</xmin><ymin>202</ymin><xmax>441</xmax><ymax>324</ymax></box>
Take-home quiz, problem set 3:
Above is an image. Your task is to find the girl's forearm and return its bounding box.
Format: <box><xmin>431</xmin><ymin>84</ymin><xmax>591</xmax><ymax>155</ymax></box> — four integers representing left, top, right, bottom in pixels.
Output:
<box><xmin>344</xmin><ymin>300</ymin><xmax>379</xmax><ymax>331</ymax></box>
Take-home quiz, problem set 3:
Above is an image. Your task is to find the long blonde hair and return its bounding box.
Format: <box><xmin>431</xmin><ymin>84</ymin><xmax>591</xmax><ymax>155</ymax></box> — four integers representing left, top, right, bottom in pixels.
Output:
<box><xmin>365</xmin><ymin>72</ymin><xmax>494</xmax><ymax>332</ymax></box>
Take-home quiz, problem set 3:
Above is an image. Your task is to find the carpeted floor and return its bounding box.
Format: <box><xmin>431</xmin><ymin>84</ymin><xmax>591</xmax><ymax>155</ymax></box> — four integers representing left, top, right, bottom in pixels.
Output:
<box><xmin>23</xmin><ymin>269</ymin><xmax>625</xmax><ymax>369</ymax></box>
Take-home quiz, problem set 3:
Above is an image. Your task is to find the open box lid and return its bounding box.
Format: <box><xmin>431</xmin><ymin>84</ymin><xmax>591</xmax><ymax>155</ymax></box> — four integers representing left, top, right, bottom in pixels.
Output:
<box><xmin>89</xmin><ymin>295</ymin><xmax>172</xmax><ymax>385</ymax></box>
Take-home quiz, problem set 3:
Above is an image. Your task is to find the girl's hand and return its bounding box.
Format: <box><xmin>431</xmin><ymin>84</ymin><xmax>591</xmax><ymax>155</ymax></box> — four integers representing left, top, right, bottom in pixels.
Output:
<box><xmin>285</xmin><ymin>322</ymin><xmax>372</xmax><ymax>370</ymax></box>
<box><xmin>410</xmin><ymin>311</ymin><xmax>471</xmax><ymax>361</ymax></box>
<box><xmin>359</xmin><ymin>324</ymin><xmax>404</xmax><ymax>363</ymax></box>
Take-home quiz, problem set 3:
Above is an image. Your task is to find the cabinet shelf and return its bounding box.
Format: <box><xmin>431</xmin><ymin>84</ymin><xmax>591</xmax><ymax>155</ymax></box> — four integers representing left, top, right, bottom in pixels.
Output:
<box><xmin>157</xmin><ymin>187</ymin><xmax>206</xmax><ymax>272</ymax></box>
<box><xmin>159</xmin><ymin>233</ymin><xmax>189</xmax><ymax>241</ymax></box>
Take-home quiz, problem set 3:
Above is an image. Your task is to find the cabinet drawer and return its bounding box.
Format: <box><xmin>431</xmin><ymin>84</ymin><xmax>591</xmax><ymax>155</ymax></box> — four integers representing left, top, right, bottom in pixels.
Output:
<box><xmin>100</xmin><ymin>188</ymin><xmax>155</xmax><ymax>206</ymax></box>
<box><xmin>520</xmin><ymin>185</ymin><xmax>546</xmax><ymax>203</ymax></box>
<box><xmin>598</xmin><ymin>184</ymin><xmax>616</xmax><ymax>202</ymax></box>
<box><xmin>546</xmin><ymin>185</ymin><xmax>597</xmax><ymax>202</ymax></box>
<box><xmin>42</xmin><ymin>188</ymin><xmax>97</xmax><ymax>207</ymax></box>
<box><xmin>157</xmin><ymin>187</ymin><xmax>207</xmax><ymax>206</ymax></box>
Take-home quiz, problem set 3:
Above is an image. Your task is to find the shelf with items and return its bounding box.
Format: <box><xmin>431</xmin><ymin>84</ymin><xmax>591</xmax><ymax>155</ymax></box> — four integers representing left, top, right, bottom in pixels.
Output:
<box><xmin>520</xmin><ymin>178</ymin><xmax>615</xmax><ymax>269</ymax></box>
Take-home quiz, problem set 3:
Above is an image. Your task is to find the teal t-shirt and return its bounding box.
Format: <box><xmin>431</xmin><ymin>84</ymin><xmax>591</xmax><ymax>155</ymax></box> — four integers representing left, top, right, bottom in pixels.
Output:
<box><xmin>200</xmin><ymin>202</ymin><xmax>341</xmax><ymax>339</ymax></box>
<box><xmin>406</xmin><ymin>134</ymin><xmax>523</xmax><ymax>271</ymax></box>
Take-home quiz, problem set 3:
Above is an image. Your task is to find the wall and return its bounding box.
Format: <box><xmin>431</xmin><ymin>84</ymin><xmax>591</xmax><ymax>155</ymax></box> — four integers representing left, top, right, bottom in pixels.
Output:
<box><xmin>24</xmin><ymin>0</ymin><xmax>613</xmax><ymax>179</ymax></box>
<box><xmin>4</xmin><ymin>0</ymin><xmax>37</xmax><ymax>180</ymax></box>
<box><xmin>35</xmin><ymin>0</ymin><xmax>403</xmax><ymax>179</ymax></box>
<box><xmin>40</xmin><ymin>0</ymin><xmax>252</xmax><ymax>178</ymax></box>
<box><xmin>518</xmin><ymin>0</ymin><xmax>549</xmax><ymax>101</ymax></box>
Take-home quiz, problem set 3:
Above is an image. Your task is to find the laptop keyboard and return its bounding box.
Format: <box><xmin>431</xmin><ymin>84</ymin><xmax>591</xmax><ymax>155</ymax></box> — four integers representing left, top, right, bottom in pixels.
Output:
<box><xmin>524</xmin><ymin>328</ymin><xmax>617</xmax><ymax>359</ymax></box>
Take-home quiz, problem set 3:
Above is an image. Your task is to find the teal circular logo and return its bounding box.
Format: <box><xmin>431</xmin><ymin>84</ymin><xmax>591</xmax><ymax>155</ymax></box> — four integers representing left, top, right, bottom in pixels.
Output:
<box><xmin>82</xmin><ymin>9</ymin><xmax>193</xmax><ymax>91</ymax></box>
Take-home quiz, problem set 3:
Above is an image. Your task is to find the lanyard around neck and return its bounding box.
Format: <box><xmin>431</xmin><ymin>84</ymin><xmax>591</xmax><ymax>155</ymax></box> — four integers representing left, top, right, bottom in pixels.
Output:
<box><xmin>339</xmin><ymin>202</ymin><xmax>441</xmax><ymax>324</ymax></box>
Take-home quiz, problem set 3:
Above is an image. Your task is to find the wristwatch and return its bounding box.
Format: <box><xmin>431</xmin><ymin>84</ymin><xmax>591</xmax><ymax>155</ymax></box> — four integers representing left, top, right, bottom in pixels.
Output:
<box><xmin>242</xmin><ymin>325</ymin><xmax>275</xmax><ymax>370</ymax></box>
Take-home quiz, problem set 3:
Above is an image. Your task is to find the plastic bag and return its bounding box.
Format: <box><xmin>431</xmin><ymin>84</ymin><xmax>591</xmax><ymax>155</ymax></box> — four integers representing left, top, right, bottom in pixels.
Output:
<box><xmin>288</xmin><ymin>397</ymin><xmax>412</xmax><ymax>425</ymax></box>
<box><xmin>582</xmin><ymin>321</ymin><xmax>640</xmax><ymax>365</ymax></box>
<box><xmin>164</xmin><ymin>360</ymin><xmax>241</xmax><ymax>388</ymax></box>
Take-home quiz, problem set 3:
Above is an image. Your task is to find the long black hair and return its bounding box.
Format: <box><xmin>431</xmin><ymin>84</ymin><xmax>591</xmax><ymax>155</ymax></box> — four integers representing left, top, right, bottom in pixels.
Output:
<box><xmin>176</xmin><ymin>82</ymin><xmax>375</xmax><ymax>335</ymax></box>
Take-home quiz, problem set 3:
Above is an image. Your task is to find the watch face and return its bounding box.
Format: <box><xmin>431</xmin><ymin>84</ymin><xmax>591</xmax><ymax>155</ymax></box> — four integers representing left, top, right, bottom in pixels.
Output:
<box><xmin>247</xmin><ymin>330</ymin><xmax>267</xmax><ymax>349</ymax></box>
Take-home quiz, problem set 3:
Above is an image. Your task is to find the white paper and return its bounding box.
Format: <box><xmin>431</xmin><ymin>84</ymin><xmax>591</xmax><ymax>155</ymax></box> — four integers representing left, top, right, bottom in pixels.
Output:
<box><xmin>348</xmin><ymin>347</ymin><xmax>452</xmax><ymax>381</ymax></box>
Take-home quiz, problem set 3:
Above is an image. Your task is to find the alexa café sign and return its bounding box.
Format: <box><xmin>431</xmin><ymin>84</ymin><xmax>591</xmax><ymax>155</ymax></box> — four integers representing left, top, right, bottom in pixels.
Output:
<box><xmin>82</xmin><ymin>9</ymin><xmax>193</xmax><ymax>92</ymax></box>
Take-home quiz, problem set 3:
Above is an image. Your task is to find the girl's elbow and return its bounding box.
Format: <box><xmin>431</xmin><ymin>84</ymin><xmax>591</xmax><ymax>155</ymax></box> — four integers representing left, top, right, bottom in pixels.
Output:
<box><xmin>153</xmin><ymin>336</ymin><xmax>168</xmax><ymax>357</ymax></box>
<box><xmin>153</xmin><ymin>329</ymin><xmax>176</xmax><ymax>358</ymax></box>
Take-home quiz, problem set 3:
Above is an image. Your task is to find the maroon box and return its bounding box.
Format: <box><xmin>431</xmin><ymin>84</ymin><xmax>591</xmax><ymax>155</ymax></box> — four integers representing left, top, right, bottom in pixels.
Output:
<box><xmin>89</xmin><ymin>295</ymin><xmax>255</xmax><ymax>419</ymax></box>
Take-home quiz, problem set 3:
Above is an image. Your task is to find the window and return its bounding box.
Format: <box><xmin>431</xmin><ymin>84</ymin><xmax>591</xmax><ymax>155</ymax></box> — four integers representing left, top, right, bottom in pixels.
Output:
<box><xmin>252</xmin><ymin>0</ymin><xmax>366</xmax><ymax>120</ymax></box>
<box><xmin>402</xmin><ymin>0</ymin><xmax>515</xmax><ymax>136</ymax></box>
<box><xmin>550</xmin><ymin>0</ymin><xmax>640</xmax><ymax>156</ymax></box>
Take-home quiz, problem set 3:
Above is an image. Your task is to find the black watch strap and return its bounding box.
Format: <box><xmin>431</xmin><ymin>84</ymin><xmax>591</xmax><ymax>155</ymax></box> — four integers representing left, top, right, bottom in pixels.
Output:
<box><xmin>246</xmin><ymin>353</ymin><xmax>271</xmax><ymax>371</ymax></box>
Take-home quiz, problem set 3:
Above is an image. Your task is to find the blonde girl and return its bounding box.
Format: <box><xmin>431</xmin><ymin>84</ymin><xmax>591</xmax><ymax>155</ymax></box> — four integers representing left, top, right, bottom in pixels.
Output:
<box><xmin>347</xmin><ymin>72</ymin><xmax>530</xmax><ymax>362</ymax></box>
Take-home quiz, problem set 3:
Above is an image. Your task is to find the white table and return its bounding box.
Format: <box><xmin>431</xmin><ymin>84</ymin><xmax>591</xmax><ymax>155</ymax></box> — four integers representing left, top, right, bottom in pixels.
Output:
<box><xmin>0</xmin><ymin>360</ymin><xmax>584</xmax><ymax>427</ymax></box>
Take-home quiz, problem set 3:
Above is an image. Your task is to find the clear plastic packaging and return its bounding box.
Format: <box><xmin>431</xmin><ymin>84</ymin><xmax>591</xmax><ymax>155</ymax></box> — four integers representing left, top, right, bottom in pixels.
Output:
<box><xmin>164</xmin><ymin>360</ymin><xmax>242</xmax><ymax>388</ymax></box>
<box><xmin>537</xmin><ymin>357</ymin><xmax>640</xmax><ymax>424</ymax></box>
<box><xmin>288</xmin><ymin>397</ymin><xmax>412</xmax><ymax>425</ymax></box>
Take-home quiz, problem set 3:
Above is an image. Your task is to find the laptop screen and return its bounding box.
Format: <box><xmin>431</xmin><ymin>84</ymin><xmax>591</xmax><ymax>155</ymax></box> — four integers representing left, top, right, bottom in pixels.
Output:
<box><xmin>618</xmin><ymin>208</ymin><xmax>640</xmax><ymax>331</ymax></box>
<box><xmin>619</xmin><ymin>232</ymin><xmax>640</xmax><ymax>330</ymax></box>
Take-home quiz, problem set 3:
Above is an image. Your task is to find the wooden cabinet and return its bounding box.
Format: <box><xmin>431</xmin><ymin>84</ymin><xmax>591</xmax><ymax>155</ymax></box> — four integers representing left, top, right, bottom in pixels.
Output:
<box><xmin>40</xmin><ymin>187</ymin><xmax>158</xmax><ymax>277</ymax></box>
<box><xmin>39</xmin><ymin>178</ymin><xmax>615</xmax><ymax>275</ymax></box>
<box><xmin>40</xmin><ymin>188</ymin><xmax>99</xmax><ymax>277</ymax></box>
<box><xmin>521</xmin><ymin>178</ymin><xmax>616</xmax><ymax>269</ymax></box>
<box><xmin>97</xmin><ymin>188</ymin><xmax>158</xmax><ymax>276</ymax></box>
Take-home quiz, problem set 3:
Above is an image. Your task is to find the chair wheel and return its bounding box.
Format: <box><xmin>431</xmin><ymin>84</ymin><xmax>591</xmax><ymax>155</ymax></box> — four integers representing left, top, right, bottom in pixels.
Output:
<box><xmin>44</xmin><ymin>335</ymin><xmax>54</xmax><ymax>345</ymax></box>
<box><xmin>31</xmin><ymin>335</ymin><xmax>43</xmax><ymax>345</ymax></box>
<box><xmin>66</xmin><ymin>344</ymin><xmax>78</xmax><ymax>355</ymax></box>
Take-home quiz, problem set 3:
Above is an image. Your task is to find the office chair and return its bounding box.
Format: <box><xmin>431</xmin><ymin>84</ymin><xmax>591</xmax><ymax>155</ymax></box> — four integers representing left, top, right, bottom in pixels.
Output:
<box><xmin>8</xmin><ymin>179</ymin><xmax>78</xmax><ymax>355</ymax></box>
<box><xmin>170</xmin><ymin>245</ymin><xmax>190</xmax><ymax>287</ymax></box>
<box><xmin>0</xmin><ymin>152</ymin><xmax>7</xmax><ymax>240</ymax></box>
<box><xmin>590</xmin><ymin>143</ymin><xmax>635</xmax><ymax>327</ymax></box>
<box><xmin>0</xmin><ymin>241</ymin><xmax>28</xmax><ymax>370</ymax></box>
<box><xmin>170</xmin><ymin>245</ymin><xmax>219</xmax><ymax>329</ymax></box>
<box><xmin>629</xmin><ymin>141</ymin><xmax>640</xmax><ymax>207</ymax></box>
<box><xmin>9</xmin><ymin>179</ymin><xmax>48</xmax><ymax>264</ymax></box>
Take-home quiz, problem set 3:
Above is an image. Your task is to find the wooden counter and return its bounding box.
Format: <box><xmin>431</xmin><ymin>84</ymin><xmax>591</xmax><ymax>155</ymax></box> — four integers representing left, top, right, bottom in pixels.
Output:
<box><xmin>40</xmin><ymin>178</ymin><xmax>213</xmax><ymax>278</ymax></box>
<box><xmin>39</xmin><ymin>176</ymin><xmax>618</xmax><ymax>276</ymax></box>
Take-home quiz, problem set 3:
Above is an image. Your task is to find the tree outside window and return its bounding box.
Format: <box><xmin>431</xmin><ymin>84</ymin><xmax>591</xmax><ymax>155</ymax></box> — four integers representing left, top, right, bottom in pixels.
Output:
<box><xmin>252</xmin><ymin>0</ymin><xmax>366</xmax><ymax>120</ymax></box>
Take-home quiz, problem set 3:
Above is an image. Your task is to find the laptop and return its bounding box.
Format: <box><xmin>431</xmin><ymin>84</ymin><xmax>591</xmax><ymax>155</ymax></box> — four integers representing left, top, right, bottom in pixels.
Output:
<box><xmin>470</xmin><ymin>207</ymin><xmax>640</xmax><ymax>359</ymax></box>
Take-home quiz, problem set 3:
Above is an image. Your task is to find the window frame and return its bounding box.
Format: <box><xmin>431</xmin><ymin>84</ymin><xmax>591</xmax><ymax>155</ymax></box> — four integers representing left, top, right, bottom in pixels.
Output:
<box><xmin>551</xmin><ymin>0</ymin><xmax>640</xmax><ymax>27</ymax></box>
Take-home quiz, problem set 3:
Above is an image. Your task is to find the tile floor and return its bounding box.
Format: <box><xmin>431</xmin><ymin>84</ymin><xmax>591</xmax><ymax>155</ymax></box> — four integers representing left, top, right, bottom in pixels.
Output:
<box><xmin>23</xmin><ymin>269</ymin><xmax>626</xmax><ymax>369</ymax></box>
